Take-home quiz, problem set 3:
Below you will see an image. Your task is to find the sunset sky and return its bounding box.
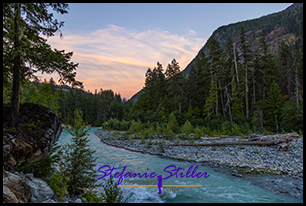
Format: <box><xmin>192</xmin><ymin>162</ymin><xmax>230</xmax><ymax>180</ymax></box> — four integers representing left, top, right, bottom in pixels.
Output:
<box><xmin>41</xmin><ymin>3</ymin><xmax>292</xmax><ymax>99</ymax></box>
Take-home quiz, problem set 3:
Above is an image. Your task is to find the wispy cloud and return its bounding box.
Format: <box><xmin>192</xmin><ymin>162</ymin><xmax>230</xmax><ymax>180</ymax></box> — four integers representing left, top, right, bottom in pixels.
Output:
<box><xmin>41</xmin><ymin>24</ymin><xmax>206</xmax><ymax>99</ymax></box>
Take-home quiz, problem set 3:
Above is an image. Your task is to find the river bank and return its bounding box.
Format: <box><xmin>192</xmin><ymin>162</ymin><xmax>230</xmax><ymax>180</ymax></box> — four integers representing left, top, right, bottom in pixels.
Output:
<box><xmin>94</xmin><ymin>129</ymin><xmax>303</xmax><ymax>200</ymax></box>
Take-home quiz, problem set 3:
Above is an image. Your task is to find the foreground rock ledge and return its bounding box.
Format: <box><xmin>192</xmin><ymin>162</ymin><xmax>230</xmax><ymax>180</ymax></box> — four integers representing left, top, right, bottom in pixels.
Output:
<box><xmin>3</xmin><ymin>103</ymin><xmax>63</xmax><ymax>203</ymax></box>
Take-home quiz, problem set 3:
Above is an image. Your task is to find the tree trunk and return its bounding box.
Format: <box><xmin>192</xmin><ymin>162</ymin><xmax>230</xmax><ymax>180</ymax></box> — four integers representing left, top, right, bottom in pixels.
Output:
<box><xmin>245</xmin><ymin>64</ymin><xmax>249</xmax><ymax>118</ymax></box>
<box><xmin>260</xmin><ymin>106</ymin><xmax>264</xmax><ymax>131</ymax></box>
<box><xmin>215</xmin><ymin>79</ymin><xmax>218</xmax><ymax>116</ymax></box>
<box><xmin>219</xmin><ymin>80</ymin><xmax>225</xmax><ymax>119</ymax></box>
<box><xmin>233</xmin><ymin>43</ymin><xmax>239</xmax><ymax>83</ymax></box>
<box><xmin>10</xmin><ymin>3</ymin><xmax>21</xmax><ymax>127</ymax></box>
<box><xmin>252</xmin><ymin>67</ymin><xmax>256</xmax><ymax>109</ymax></box>
<box><xmin>295</xmin><ymin>62</ymin><xmax>299</xmax><ymax>107</ymax></box>
<box><xmin>275</xmin><ymin>115</ymin><xmax>279</xmax><ymax>133</ymax></box>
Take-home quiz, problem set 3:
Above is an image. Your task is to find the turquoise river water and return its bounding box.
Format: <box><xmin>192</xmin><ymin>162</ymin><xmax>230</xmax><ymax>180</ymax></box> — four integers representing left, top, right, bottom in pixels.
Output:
<box><xmin>56</xmin><ymin>128</ymin><xmax>301</xmax><ymax>203</ymax></box>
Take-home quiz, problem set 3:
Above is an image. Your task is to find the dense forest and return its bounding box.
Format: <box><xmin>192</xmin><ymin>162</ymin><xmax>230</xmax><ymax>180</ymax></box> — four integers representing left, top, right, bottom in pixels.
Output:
<box><xmin>130</xmin><ymin>25</ymin><xmax>303</xmax><ymax>133</ymax></box>
<box><xmin>3</xmin><ymin>79</ymin><xmax>131</xmax><ymax>127</ymax></box>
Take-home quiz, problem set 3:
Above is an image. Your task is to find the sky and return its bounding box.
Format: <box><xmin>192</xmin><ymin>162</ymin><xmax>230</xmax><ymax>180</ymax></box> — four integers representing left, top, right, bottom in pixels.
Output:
<box><xmin>41</xmin><ymin>3</ymin><xmax>293</xmax><ymax>99</ymax></box>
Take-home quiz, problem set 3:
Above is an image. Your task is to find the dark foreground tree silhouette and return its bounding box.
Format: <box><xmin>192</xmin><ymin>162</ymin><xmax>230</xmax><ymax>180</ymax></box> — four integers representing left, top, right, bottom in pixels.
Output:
<box><xmin>3</xmin><ymin>3</ymin><xmax>82</xmax><ymax>127</ymax></box>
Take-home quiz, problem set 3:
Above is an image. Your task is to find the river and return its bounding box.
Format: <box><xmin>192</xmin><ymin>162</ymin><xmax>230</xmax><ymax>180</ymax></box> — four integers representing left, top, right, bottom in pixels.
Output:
<box><xmin>56</xmin><ymin>128</ymin><xmax>301</xmax><ymax>203</ymax></box>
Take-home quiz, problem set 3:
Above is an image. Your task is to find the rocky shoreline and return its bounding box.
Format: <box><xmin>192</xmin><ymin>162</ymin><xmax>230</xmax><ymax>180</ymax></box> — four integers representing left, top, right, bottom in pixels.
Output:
<box><xmin>94</xmin><ymin>129</ymin><xmax>303</xmax><ymax>200</ymax></box>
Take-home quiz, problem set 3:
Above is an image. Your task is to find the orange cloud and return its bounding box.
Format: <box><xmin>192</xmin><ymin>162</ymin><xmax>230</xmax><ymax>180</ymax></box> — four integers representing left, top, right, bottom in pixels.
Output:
<box><xmin>40</xmin><ymin>24</ymin><xmax>206</xmax><ymax>99</ymax></box>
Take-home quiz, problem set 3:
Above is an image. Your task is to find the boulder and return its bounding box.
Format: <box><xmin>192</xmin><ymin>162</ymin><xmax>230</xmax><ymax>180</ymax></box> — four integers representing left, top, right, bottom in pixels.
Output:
<box><xmin>3</xmin><ymin>171</ymin><xmax>32</xmax><ymax>203</ymax></box>
<box><xmin>3</xmin><ymin>103</ymin><xmax>63</xmax><ymax>172</ymax></box>
<box><xmin>3</xmin><ymin>171</ymin><xmax>56</xmax><ymax>203</ymax></box>
<box><xmin>24</xmin><ymin>174</ymin><xmax>55</xmax><ymax>203</ymax></box>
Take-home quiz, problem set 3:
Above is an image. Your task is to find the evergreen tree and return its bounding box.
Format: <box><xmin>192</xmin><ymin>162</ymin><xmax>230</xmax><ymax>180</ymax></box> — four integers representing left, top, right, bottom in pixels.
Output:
<box><xmin>165</xmin><ymin>59</ymin><xmax>185</xmax><ymax>113</ymax></box>
<box><xmin>167</xmin><ymin>112</ymin><xmax>180</xmax><ymax>134</ymax></box>
<box><xmin>207</xmin><ymin>38</ymin><xmax>223</xmax><ymax>118</ymax></box>
<box><xmin>100</xmin><ymin>176</ymin><xmax>128</xmax><ymax>203</ymax></box>
<box><xmin>185</xmin><ymin>65</ymin><xmax>197</xmax><ymax>108</ymax></box>
<box><xmin>3</xmin><ymin>3</ymin><xmax>82</xmax><ymax>127</ymax></box>
<box><xmin>230</xmin><ymin>81</ymin><xmax>243</xmax><ymax>118</ymax></box>
<box><xmin>239</xmin><ymin>26</ymin><xmax>252</xmax><ymax>119</ymax></box>
<box><xmin>34</xmin><ymin>83</ymin><xmax>60</xmax><ymax>114</ymax></box>
<box><xmin>262</xmin><ymin>80</ymin><xmax>285</xmax><ymax>132</ymax></box>
<box><xmin>194</xmin><ymin>51</ymin><xmax>210</xmax><ymax>114</ymax></box>
<box><xmin>292</xmin><ymin>40</ymin><xmax>303</xmax><ymax>107</ymax></box>
<box><xmin>257</xmin><ymin>27</ymin><xmax>277</xmax><ymax>101</ymax></box>
<box><xmin>203</xmin><ymin>79</ymin><xmax>217</xmax><ymax>122</ymax></box>
<box><xmin>58</xmin><ymin>109</ymin><xmax>98</xmax><ymax>195</ymax></box>
<box><xmin>277</xmin><ymin>40</ymin><xmax>293</xmax><ymax>97</ymax></box>
<box><xmin>140</xmin><ymin>62</ymin><xmax>166</xmax><ymax>112</ymax></box>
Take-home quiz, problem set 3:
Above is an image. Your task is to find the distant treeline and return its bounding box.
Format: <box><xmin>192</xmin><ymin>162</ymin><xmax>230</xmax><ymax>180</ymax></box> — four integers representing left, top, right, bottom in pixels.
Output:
<box><xmin>3</xmin><ymin>78</ymin><xmax>133</xmax><ymax>127</ymax></box>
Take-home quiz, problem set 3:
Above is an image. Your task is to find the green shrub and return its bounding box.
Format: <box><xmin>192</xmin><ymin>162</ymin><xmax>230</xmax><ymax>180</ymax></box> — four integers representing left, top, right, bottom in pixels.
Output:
<box><xmin>203</xmin><ymin>126</ymin><xmax>211</xmax><ymax>136</ymax></box>
<box><xmin>280</xmin><ymin>99</ymin><xmax>303</xmax><ymax>132</ymax></box>
<box><xmin>240</xmin><ymin>122</ymin><xmax>252</xmax><ymax>135</ymax></box>
<box><xmin>101</xmin><ymin>176</ymin><xmax>129</xmax><ymax>203</ymax></box>
<box><xmin>80</xmin><ymin>188</ymin><xmax>104</xmax><ymax>203</ymax></box>
<box><xmin>190</xmin><ymin>118</ymin><xmax>206</xmax><ymax>127</ymax></box>
<box><xmin>127</xmin><ymin>120</ymin><xmax>143</xmax><ymax>134</ymax></box>
<box><xmin>158</xmin><ymin>142</ymin><xmax>165</xmax><ymax>153</ymax></box>
<box><xmin>188</xmin><ymin>135</ymin><xmax>194</xmax><ymax>143</ymax></box>
<box><xmin>194</xmin><ymin>126</ymin><xmax>205</xmax><ymax>138</ymax></box>
<box><xmin>167</xmin><ymin>113</ymin><xmax>180</xmax><ymax>133</ymax></box>
<box><xmin>121</xmin><ymin>120</ymin><xmax>132</xmax><ymax>131</ymax></box>
<box><xmin>93</xmin><ymin>118</ymin><xmax>104</xmax><ymax>127</ymax></box>
<box><xmin>147</xmin><ymin>140</ymin><xmax>152</xmax><ymax>148</ymax></box>
<box><xmin>231</xmin><ymin>123</ymin><xmax>241</xmax><ymax>135</ymax></box>
<box><xmin>220</xmin><ymin>121</ymin><xmax>232</xmax><ymax>135</ymax></box>
<box><xmin>209</xmin><ymin>118</ymin><xmax>224</xmax><ymax>131</ymax></box>
<box><xmin>47</xmin><ymin>167</ymin><xmax>70</xmax><ymax>203</ymax></box>
<box><xmin>180</xmin><ymin>120</ymin><xmax>194</xmax><ymax>134</ymax></box>
<box><xmin>143</xmin><ymin>126</ymin><xmax>155</xmax><ymax>138</ymax></box>
<box><xmin>156</xmin><ymin>125</ymin><xmax>164</xmax><ymax>135</ymax></box>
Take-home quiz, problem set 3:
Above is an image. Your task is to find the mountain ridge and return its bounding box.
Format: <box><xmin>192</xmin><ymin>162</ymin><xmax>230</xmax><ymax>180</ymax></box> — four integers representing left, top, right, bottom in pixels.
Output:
<box><xmin>181</xmin><ymin>3</ymin><xmax>303</xmax><ymax>78</ymax></box>
<box><xmin>129</xmin><ymin>3</ymin><xmax>303</xmax><ymax>102</ymax></box>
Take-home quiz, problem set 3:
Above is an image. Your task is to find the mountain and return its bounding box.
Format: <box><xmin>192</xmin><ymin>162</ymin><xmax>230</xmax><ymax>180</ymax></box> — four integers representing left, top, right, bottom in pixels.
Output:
<box><xmin>181</xmin><ymin>3</ymin><xmax>303</xmax><ymax>78</ymax></box>
<box><xmin>129</xmin><ymin>3</ymin><xmax>303</xmax><ymax>102</ymax></box>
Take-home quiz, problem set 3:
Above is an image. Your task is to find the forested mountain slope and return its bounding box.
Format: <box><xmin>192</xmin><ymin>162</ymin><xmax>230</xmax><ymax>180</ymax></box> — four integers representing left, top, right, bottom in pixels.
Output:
<box><xmin>181</xmin><ymin>3</ymin><xmax>303</xmax><ymax>78</ymax></box>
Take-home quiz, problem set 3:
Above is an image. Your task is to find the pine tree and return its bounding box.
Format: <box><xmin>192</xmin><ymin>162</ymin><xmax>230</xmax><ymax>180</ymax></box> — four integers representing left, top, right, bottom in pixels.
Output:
<box><xmin>185</xmin><ymin>65</ymin><xmax>197</xmax><ymax>107</ymax></box>
<box><xmin>239</xmin><ymin>26</ymin><xmax>252</xmax><ymax>119</ymax></box>
<box><xmin>167</xmin><ymin>112</ymin><xmax>180</xmax><ymax>134</ymax></box>
<box><xmin>100</xmin><ymin>176</ymin><xmax>128</xmax><ymax>203</ymax></box>
<box><xmin>262</xmin><ymin>80</ymin><xmax>284</xmax><ymax>132</ymax></box>
<box><xmin>140</xmin><ymin>62</ymin><xmax>166</xmax><ymax>112</ymax></box>
<box><xmin>3</xmin><ymin>3</ymin><xmax>82</xmax><ymax>127</ymax></box>
<box><xmin>194</xmin><ymin>51</ymin><xmax>210</xmax><ymax>114</ymax></box>
<box><xmin>165</xmin><ymin>59</ymin><xmax>185</xmax><ymax>113</ymax></box>
<box><xmin>292</xmin><ymin>40</ymin><xmax>303</xmax><ymax>107</ymax></box>
<box><xmin>207</xmin><ymin>38</ymin><xmax>223</xmax><ymax>118</ymax></box>
<box><xmin>203</xmin><ymin>79</ymin><xmax>217</xmax><ymax>122</ymax></box>
<box><xmin>58</xmin><ymin>109</ymin><xmax>98</xmax><ymax>195</ymax></box>
<box><xmin>230</xmin><ymin>81</ymin><xmax>243</xmax><ymax>118</ymax></box>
